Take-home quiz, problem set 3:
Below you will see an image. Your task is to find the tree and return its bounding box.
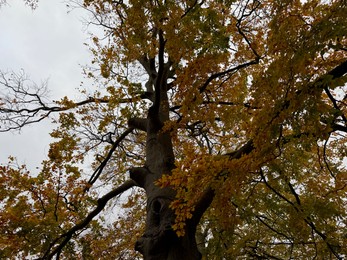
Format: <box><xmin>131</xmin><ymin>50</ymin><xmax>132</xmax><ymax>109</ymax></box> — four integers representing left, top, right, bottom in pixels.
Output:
<box><xmin>1</xmin><ymin>0</ymin><xmax>347</xmax><ymax>259</ymax></box>
<box><xmin>0</xmin><ymin>0</ymin><xmax>38</xmax><ymax>9</ymax></box>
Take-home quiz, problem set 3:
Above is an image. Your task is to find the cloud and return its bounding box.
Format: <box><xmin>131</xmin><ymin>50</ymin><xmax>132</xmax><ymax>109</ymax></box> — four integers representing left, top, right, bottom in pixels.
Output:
<box><xmin>0</xmin><ymin>1</ymin><xmax>91</xmax><ymax>170</ymax></box>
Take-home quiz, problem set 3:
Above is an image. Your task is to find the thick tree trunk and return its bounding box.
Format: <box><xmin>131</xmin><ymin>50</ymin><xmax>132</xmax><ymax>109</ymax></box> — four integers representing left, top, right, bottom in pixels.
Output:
<box><xmin>129</xmin><ymin>108</ymin><xmax>202</xmax><ymax>260</ymax></box>
<box><xmin>129</xmin><ymin>46</ymin><xmax>202</xmax><ymax>259</ymax></box>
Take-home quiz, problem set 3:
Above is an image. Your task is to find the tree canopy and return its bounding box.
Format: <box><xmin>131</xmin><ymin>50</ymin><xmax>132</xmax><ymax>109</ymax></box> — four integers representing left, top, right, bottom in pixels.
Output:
<box><xmin>0</xmin><ymin>0</ymin><xmax>347</xmax><ymax>259</ymax></box>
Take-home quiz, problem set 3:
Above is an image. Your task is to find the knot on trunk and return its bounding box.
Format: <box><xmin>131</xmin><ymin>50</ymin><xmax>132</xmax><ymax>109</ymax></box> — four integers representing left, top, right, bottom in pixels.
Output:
<box><xmin>135</xmin><ymin>197</ymin><xmax>176</xmax><ymax>258</ymax></box>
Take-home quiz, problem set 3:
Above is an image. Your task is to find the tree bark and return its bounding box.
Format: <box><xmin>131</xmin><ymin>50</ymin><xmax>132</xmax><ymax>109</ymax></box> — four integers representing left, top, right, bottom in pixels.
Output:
<box><xmin>129</xmin><ymin>109</ymin><xmax>202</xmax><ymax>259</ymax></box>
<box><xmin>129</xmin><ymin>34</ymin><xmax>202</xmax><ymax>259</ymax></box>
<box><xmin>129</xmin><ymin>94</ymin><xmax>202</xmax><ymax>259</ymax></box>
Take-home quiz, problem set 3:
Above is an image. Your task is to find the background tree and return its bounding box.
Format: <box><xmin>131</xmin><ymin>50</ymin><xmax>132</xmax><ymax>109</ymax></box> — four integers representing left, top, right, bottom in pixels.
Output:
<box><xmin>0</xmin><ymin>0</ymin><xmax>38</xmax><ymax>9</ymax></box>
<box><xmin>1</xmin><ymin>0</ymin><xmax>347</xmax><ymax>259</ymax></box>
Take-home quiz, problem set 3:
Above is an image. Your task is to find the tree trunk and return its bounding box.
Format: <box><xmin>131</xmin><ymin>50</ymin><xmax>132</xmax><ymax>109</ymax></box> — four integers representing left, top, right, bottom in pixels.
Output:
<box><xmin>129</xmin><ymin>101</ymin><xmax>202</xmax><ymax>260</ymax></box>
<box><xmin>129</xmin><ymin>110</ymin><xmax>202</xmax><ymax>259</ymax></box>
<box><xmin>129</xmin><ymin>47</ymin><xmax>202</xmax><ymax>259</ymax></box>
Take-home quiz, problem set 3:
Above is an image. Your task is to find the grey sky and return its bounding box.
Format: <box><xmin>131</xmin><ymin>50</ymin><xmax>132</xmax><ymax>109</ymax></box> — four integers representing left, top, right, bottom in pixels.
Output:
<box><xmin>0</xmin><ymin>1</ymin><xmax>91</xmax><ymax>170</ymax></box>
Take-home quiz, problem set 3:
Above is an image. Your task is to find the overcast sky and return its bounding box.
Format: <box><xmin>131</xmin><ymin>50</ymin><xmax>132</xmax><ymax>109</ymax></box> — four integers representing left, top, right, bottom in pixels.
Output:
<box><xmin>0</xmin><ymin>1</ymin><xmax>92</xmax><ymax>171</ymax></box>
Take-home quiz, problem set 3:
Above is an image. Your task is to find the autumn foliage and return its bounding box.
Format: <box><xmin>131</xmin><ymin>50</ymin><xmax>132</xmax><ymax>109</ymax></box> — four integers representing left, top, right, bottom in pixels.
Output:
<box><xmin>1</xmin><ymin>0</ymin><xmax>347</xmax><ymax>259</ymax></box>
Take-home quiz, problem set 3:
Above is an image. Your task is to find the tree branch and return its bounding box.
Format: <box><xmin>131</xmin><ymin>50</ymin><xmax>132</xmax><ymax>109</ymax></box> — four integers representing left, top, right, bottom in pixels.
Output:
<box><xmin>0</xmin><ymin>71</ymin><xmax>139</xmax><ymax>131</ymax></box>
<box><xmin>300</xmin><ymin>59</ymin><xmax>347</xmax><ymax>95</ymax></box>
<box><xmin>198</xmin><ymin>59</ymin><xmax>259</xmax><ymax>93</ymax></box>
<box><xmin>260</xmin><ymin>169</ymin><xmax>342</xmax><ymax>259</ymax></box>
<box><xmin>190</xmin><ymin>140</ymin><xmax>254</xmax><ymax>228</ymax></box>
<box><xmin>189</xmin><ymin>56</ymin><xmax>347</xmax><ymax>226</ymax></box>
<box><xmin>235</xmin><ymin>0</ymin><xmax>261</xmax><ymax>59</ymax></box>
<box><xmin>152</xmin><ymin>29</ymin><xmax>166</xmax><ymax>113</ymax></box>
<box><xmin>128</xmin><ymin>117</ymin><xmax>147</xmax><ymax>132</ymax></box>
<box><xmin>41</xmin><ymin>179</ymin><xmax>137</xmax><ymax>260</ymax></box>
<box><xmin>129</xmin><ymin>166</ymin><xmax>150</xmax><ymax>188</ymax></box>
<box><xmin>138</xmin><ymin>55</ymin><xmax>157</xmax><ymax>94</ymax></box>
<box><xmin>86</xmin><ymin>127</ymin><xmax>134</xmax><ymax>187</ymax></box>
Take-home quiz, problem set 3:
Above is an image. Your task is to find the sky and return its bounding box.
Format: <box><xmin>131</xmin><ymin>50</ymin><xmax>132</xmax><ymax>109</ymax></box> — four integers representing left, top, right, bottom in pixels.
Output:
<box><xmin>0</xmin><ymin>1</ymin><xmax>92</xmax><ymax>171</ymax></box>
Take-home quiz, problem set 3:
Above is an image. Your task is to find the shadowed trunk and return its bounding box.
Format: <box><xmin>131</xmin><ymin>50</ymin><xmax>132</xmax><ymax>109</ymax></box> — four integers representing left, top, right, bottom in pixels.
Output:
<box><xmin>128</xmin><ymin>33</ymin><xmax>202</xmax><ymax>259</ymax></box>
<box><xmin>128</xmin><ymin>95</ymin><xmax>202</xmax><ymax>259</ymax></box>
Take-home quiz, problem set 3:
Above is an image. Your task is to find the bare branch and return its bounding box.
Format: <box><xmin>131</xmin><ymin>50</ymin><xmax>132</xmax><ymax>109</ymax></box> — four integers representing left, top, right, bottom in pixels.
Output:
<box><xmin>0</xmin><ymin>71</ymin><xmax>136</xmax><ymax>132</ymax></box>
<box><xmin>198</xmin><ymin>59</ymin><xmax>259</xmax><ymax>93</ymax></box>
<box><xmin>235</xmin><ymin>0</ymin><xmax>261</xmax><ymax>59</ymax></box>
<box><xmin>86</xmin><ymin>127</ymin><xmax>135</xmax><ymax>187</ymax></box>
<box><xmin>41</xmin><ymin>179</ymin><xmax>137</xmax><ymax>260</ymax></box>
